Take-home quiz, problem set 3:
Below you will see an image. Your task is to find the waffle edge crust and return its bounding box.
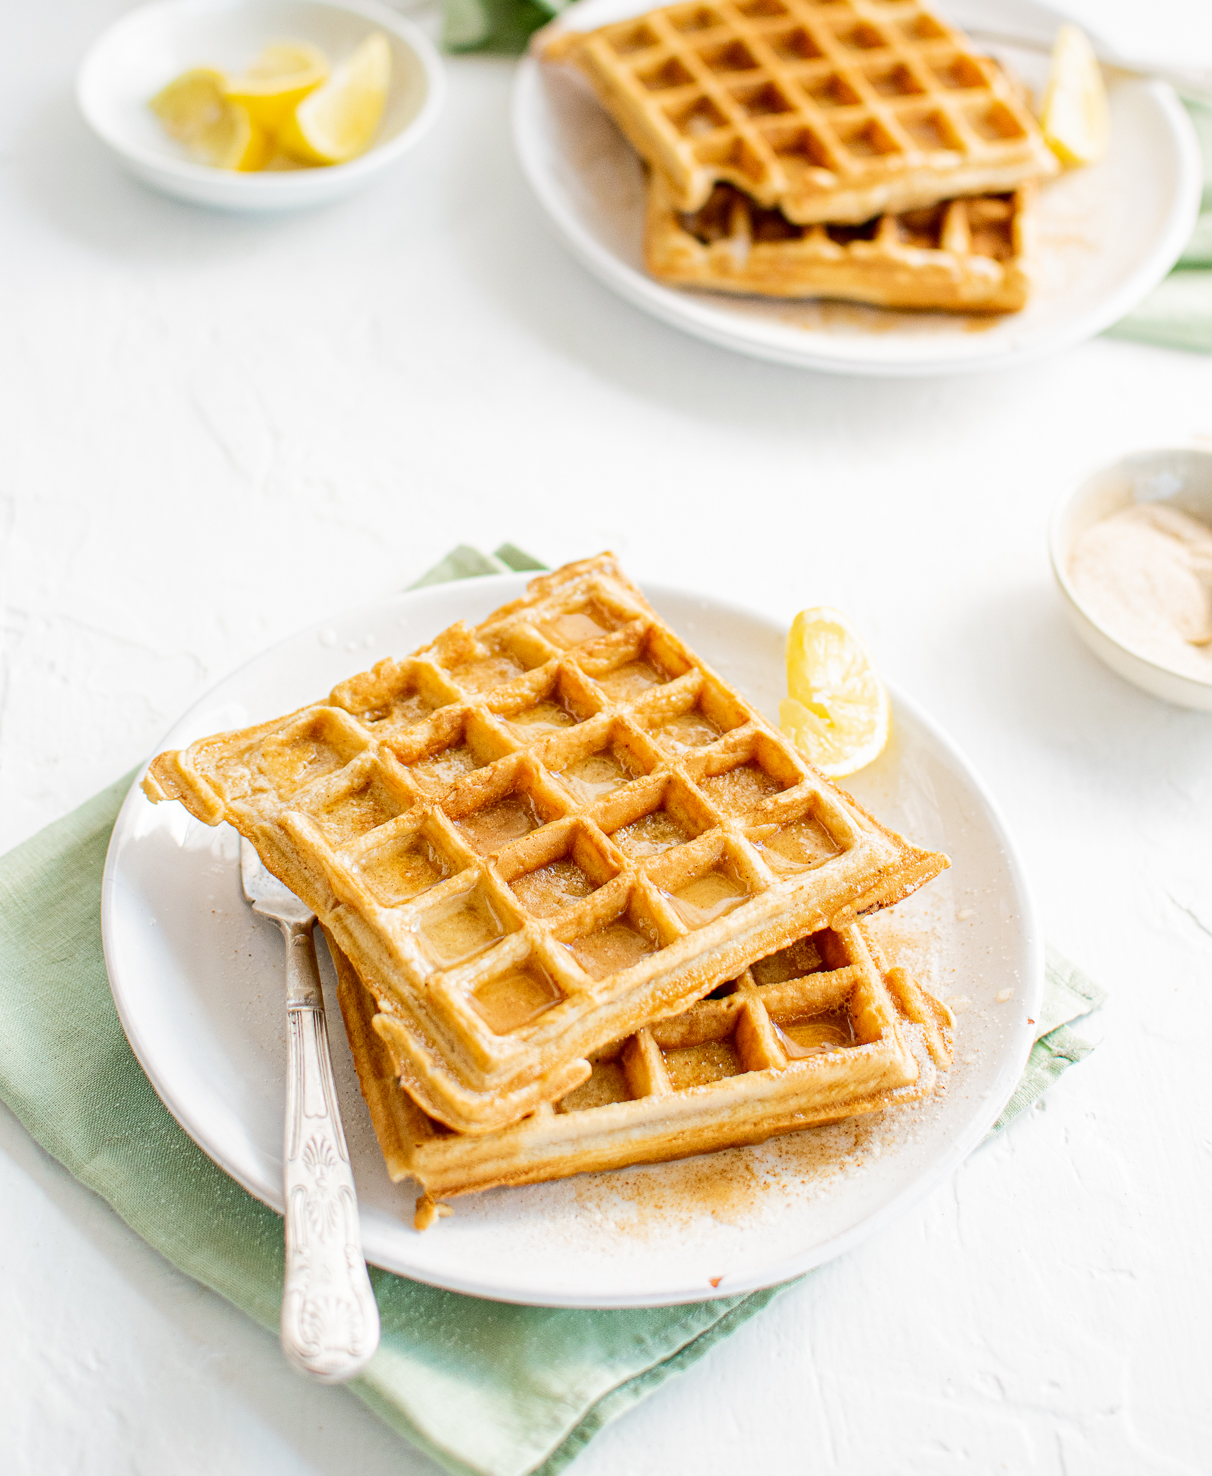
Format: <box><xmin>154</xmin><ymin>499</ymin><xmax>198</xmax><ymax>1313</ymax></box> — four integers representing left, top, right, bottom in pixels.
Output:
<box><xmin>543</xmin><ymin>0</ymin><xmax>1057</xmax><ymax>225</ymax></box>
<box><xmin>143</xmin><ymin>553</ymin><xmax>948</xmax><ymax>1134</ymax></box>
<box><xmin>330</xmin><ymin>919</ymin><xmax>953</xmax><ymax>1201</ymax></box>
<box><xmin>645</xmin><ymin>174</ymin><xmax>1035</xmax><ymax>310</ymax></box>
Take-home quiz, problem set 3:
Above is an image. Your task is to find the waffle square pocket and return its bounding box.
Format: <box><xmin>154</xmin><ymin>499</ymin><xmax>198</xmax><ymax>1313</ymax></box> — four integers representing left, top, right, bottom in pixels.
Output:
<box><xmin>544</xmin><ymin>0</ymin><xmax>1056</xmax><ymax>225</ymax></box>
<box><xmin>331</xmin><ymin>918</ymin><xmax>954</xmax><ymax>1200</ymax></box>
<box><xmin>144</xmin><ymin>554</ymin><xmax>947</xmax><ymax>1133</ymax></box>
<box><xmin>644</xmin><ymin>173</ymin><xmax>1035</xmax><ymax>310</ymax></box>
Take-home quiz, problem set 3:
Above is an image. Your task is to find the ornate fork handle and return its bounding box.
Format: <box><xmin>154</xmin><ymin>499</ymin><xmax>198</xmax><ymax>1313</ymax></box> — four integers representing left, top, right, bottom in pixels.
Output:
<box><xmin>279</xmin><ymin>921</ymin><xmax>380</xmax><ymax>1382</ymax></box>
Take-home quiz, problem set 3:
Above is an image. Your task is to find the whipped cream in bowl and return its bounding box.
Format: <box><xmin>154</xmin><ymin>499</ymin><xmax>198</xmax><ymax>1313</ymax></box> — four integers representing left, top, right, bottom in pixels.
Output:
<box><xmin>1050</xmin><ymin>448</ymin><xmax>1212</xmax><ymax>710</ymax></box>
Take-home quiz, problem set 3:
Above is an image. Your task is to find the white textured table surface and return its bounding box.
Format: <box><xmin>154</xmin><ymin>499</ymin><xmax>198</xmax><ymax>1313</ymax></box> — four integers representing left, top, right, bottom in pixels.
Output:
<box><xmin>4</xmin><ymin>2</ymin><xmax>1212</xmax><ymax>1472</ymax></box>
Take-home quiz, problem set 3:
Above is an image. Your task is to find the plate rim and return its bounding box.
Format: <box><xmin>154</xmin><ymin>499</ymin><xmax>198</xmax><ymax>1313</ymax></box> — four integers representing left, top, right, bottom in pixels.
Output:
<box><xmin>510</xmin><ymin>0</ymin><xmax>1202</xmax><ymax>378</ymax></box>
<box><xmin>102</xmin><ymin>574</ymin><xmax>1044</xmax><ymax>1307</ymax></box>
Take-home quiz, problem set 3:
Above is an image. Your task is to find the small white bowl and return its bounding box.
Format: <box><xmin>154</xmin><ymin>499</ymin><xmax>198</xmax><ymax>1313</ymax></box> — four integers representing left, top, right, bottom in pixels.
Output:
<box><xmin>1050</xmin><ymin>448</ymin><xmax>1212</xmax><ymax>711</ymax></box>
<box><xmin>77</xmin><ymin>0</ymin><xmax>444</xmax><ymax>212</ymax></box>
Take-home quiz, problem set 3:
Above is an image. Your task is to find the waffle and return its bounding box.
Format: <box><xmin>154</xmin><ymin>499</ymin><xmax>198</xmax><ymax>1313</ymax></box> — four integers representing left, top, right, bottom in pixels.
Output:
<box><xmin>543</xmin><ymin>0</ymin><xmax>1057</xmax><ymax>225</ymax></box>
<box><xmin>331</xmin><ymin>919</ymin><xmax>952</xmax><ymax>1202</ymax></box>
<box><xmin>645</xmin><ymin>174</ymin><xmax>1034</xmax><ymax>310</ymax></box>
<box><xmin>144</xmin><ymin>554</ymin><xmax>947</xmax><ymax>1135</ymax></box>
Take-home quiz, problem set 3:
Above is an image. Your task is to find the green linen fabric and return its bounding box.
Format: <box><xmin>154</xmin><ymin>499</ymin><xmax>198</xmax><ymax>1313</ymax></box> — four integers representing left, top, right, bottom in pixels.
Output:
<box><xmin>0</xmin><ymin>544</ymin><xmax>1101</xmax><ymax>1476</ymax></box>
<box><xmin>989</xmin><ymin>946</ymin><xmax>1105</xmax><ymax>1136</ymax></box>
<box><xmin>444</xmin><ymin>0</ymin><xmax>565</xmax><ymax>54</ymax></box>
<box><xmin>1110</xmin><ymin>101</ymin><xmax>1212</xmax><ymax>353</ymax></box>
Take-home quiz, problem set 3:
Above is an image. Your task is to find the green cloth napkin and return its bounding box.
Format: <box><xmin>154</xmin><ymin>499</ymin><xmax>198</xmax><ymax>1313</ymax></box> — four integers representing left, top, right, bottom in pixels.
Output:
<box><xmin>0</xmin><ymin>543</ymin><xmax>1102</xmax><ymax>1476</ymax></box>
<box><xmin>1110</xmin><ymin>100</ymin><xmax>1212</xmax><ymax>353</ymax></box>
<box><xmin>444</xmin><ymin>0</ymin><xmax>563</xmax><ymax>54</ymax></box>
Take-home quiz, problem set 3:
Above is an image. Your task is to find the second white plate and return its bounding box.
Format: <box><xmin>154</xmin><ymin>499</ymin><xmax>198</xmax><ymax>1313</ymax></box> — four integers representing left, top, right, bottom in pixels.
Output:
<box><xmin>102</xmin><ymin>576</ymin><xmax>1042</xmax><ymax>1307</ymax></box>
<box><xmin>512</xmin><ymin>0</ymin><xmax>1201</xmax><ymax>376</ymax></box>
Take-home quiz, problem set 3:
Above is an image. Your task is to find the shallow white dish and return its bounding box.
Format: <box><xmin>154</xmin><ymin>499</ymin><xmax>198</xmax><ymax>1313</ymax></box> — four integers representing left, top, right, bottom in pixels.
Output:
<box><xmin>77</xmin><ymin>0</ymin><xmax>443</xmax><ymax>212</ymax></box>
<box><xmin>102</xmin><ymin>576</ymin><xmax>1041</xmax><ymax>1307</ymax></box>
<box><xmin>512</xmin><ymin>0</ymin><xmax>1200</xmax><ymax>376</ymax></box>
<box><xmin>1050</xmin><ymin>447</ymin><xmax>1212</xmax><ymax>711</ymax></box>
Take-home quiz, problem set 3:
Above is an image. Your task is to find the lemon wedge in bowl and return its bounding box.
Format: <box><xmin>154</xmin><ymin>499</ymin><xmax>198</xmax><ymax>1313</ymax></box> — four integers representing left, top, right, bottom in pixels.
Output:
<box><xmin>779</xmin><ymin>608</ymin><xmax>890</xmax><ymax>778</ymax></box>
<box><xmin>225</xmin><ymin>40</ymin><xmax>328</xmax><ymax>131</ymax></box>
<box><xmin>197</xmin><ymin>104</ymin><xmax>273</xmax><ymax>172</ymax></box>
<box><xmin>1041</xmin><ymin>23</ymin><xmax>1110</xmax><ymax>167</ymax></box>
<box><xmin>149</xmin><ymin>69</ymin><xmax>270</xmax><ymax>171</ymax></box>
<box><xmin>277</xmin><ymin>32</ymin><xmax>391</xmax><ymax>166</ymax></box>
<box><xmin>150</xmin><ymin>68</ymin><xmax>227</xmax><ymax>140</ymax></box>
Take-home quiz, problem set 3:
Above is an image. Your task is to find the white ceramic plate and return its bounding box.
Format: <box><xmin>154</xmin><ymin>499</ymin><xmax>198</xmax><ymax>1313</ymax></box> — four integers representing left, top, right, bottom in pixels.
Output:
<box><xmin>77</xmin><ymin>0</ymin><xmax>444</xmax><ymax>212</ymax></box>
<box><xmin>102</xmin><ymin>577</ymin><xmax>1042</xmax><ymax>1307</ymax></box>
<box><xmin>512</xmin><ymin>0</ymin><xmax>1201</xmax><ymax>376</ymax></box>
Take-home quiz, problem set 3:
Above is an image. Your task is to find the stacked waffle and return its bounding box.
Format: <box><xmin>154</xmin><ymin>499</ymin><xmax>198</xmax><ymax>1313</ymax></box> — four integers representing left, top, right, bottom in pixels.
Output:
<box><xmin>145</xmin><ymin>555</ymin><xmax>954</xmax><ymax>1212</ymax></box>
<box><xmin>544</xmin><ymin>0</ymin><xmax>1059</xmax><ymax>312</ymax></box>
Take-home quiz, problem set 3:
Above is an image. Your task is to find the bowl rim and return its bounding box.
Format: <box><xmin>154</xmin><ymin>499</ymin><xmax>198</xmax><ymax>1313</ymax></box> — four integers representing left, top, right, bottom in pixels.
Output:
<box><xmin>1048</xmin><ymin>445</ymin><xmax>1212</xmax><ymax>694</ymax></box>
<box><xmin>75</xmin><ymin>0</ymin><xmax>445</xmax><ymax>191</ymax></box>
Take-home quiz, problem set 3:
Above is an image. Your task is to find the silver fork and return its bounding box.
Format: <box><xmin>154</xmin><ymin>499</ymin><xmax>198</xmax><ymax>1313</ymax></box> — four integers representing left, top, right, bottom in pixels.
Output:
<box><xmin>240</xmin><ymin>839</ymin><xmax>380</xmax><ymax>1382</ymax></box>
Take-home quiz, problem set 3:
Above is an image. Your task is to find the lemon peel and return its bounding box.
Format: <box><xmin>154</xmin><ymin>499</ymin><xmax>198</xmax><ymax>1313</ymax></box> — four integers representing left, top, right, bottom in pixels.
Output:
<box><xmin>779</xmin><ymin>607</ymin><xmax>890</xmax><ymax>778</ymax></box>
<box><xmin>224</xmin><ymin>40</ymin><xmax>328</xmax><ymax>131</ymax></box>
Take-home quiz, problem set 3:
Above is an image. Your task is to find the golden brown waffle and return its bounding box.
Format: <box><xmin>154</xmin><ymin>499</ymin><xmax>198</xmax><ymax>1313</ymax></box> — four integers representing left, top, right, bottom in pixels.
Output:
<box><xmin>331</xmin><ymin>920</ymin><xmax>952</xmax><ymax>1202</ymax></box>
<box><xmin>543</xmin><ymin>0</ymin><xmax>1057</xmax><ymax>225</ymax></box>
<box><xmin>646</xmin><ymin>174</ymin><xmax>1034</xmax><ymax>310</ymax></box>
<box><xmin>144</xmin><ymin>554</ymin><xmax>947</xmax><ymax>1135</ymax></box>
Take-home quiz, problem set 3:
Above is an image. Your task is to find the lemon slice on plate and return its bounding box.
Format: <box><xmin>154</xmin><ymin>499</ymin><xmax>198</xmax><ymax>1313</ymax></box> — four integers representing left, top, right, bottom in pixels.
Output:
<box><xmin>277</xmin><ymin>32</ymin><xmax>391</xmax><ymax>166</ymax></box>
<box><xmin>225</xmin><ymin>40</ymin><xmax>328</xmax><ymax>130</ymax></box>
<box><xmin>1040</xmin><ymin>23</ymin><xmax>1110</xmax><ymax>167</ymax></box>
<box><xmin>150</xmin><ymin>69</ymin><xmax>270</xmax><ymax>171</ymax></box>
<box><xmin>779</xmin><ymin>608</ymin><xmax>890</xmax><ymax>778</ymax></box>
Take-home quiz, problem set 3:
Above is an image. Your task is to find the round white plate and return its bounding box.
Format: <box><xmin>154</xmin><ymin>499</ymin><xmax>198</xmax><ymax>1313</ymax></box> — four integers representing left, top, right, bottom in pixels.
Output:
<box><xmin>512</xmin><ymin>0</ymin><xmax>1201</xmax><ymax>376</ymax></box>
<box><xmin>102</xmin><ymin>577</ymin><xmax>1042</xmax><ymax>1307</ymax></box>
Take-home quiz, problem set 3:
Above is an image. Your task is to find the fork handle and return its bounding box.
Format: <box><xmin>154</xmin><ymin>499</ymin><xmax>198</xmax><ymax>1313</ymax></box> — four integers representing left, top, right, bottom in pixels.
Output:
<box><xmin>280</xmin><ymin>922</ymin><xmax>380</xmax><ymax>1382</ymax></box>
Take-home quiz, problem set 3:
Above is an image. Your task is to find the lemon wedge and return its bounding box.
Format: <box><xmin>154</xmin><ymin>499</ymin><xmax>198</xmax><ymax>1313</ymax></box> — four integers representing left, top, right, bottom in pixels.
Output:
<box><xmin>277</xmin><ymin>32</ymin><xmax>391</xmax><ymax>166</ymax></box>
<box><xmin>149</xmin><ymin>67</ymin><xmax>228</xmax><ymax>142</ymax></box>
<box><xmin>779</xmin><ymin>608</ymin><xmax>890</xmax><ymax>778</ymax></box>
<box><xmin>224</xmin><ymin>40</ymin><xmax>328</xmax><ymax>131</ymax></box>
<box><xmin>1040</xmin><ymin>23</ymin><xmax>1110</xmax><ymax>167</ymax></box>
<box><xmin>201</xmin><ymin>104</ymin><xmax>273</xmax><ymax>172</ymax></box>
<box><xmin>150</xmin><ymin>69</ymin><xmax>271</xmax><ymax>171</ymax></box>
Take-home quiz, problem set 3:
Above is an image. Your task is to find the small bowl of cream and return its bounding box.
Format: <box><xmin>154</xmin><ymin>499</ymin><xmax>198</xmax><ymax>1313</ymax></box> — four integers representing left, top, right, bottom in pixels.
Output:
<box><xmin>1051</xmin><ymin>448</ymin><xmax>1212</xmax><ymax>711</ymax></box>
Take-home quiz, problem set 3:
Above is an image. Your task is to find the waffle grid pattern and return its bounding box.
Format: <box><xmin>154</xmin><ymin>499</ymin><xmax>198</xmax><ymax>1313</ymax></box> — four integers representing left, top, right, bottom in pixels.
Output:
<box><xmin>333</xmin><ymin>922</ymin><xmax>953</xmax><ymax>1200</ymax></box>
<box><xmin>645</xmin><ymin>175</ymin><xmax>1034</xmax><ymax>309</ymax></box>
<box><xmin>146</xmin><ymin>556</ymin><xmax>945</xmax><ymax>1133</ymax></box>
<box><xmin>548</xmin><ymin>0</ymin><xmax>1056</xmax><ymax>223</ymax></box>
